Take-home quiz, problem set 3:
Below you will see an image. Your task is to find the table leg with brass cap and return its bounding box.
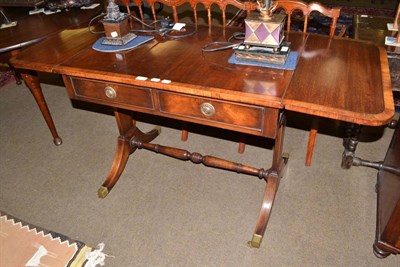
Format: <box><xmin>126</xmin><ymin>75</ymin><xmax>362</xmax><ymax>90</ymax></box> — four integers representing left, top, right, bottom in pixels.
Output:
<box><xmin>98</xmin><ymin>108</ymin><xmax>161</xmax><ymax>198</ymax></box>
<box><xmin>249</xmin><ymin>173</ymin><xmax>280</xmax><ymax>248</ymax></box>
<box><xmin>249</xmin><ymin>115</ymin><xmax>288</xmax><ymax>248</ymax></box>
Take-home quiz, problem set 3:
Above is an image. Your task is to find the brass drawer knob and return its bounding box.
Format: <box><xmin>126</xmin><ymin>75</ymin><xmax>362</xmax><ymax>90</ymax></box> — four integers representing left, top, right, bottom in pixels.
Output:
<box><xmin>104</xmin><ymin>86</ymin><xmax>117</xmax><ymax>99</ymax></box>
<box><xmin>200</xmin><ymin>102</ymin><xmax>215</xmax><ymax>116</ymax></box>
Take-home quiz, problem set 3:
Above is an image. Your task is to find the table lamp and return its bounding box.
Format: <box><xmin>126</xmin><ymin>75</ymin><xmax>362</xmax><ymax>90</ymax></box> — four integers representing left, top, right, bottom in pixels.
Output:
<box><xmin>235</xmin><ymin>0</ymin><xmax>289</xmax><ymax>65</ymax></box>
<box><xmin>243</xmin><ymin>0</ymin><xmax>285</xmax><ymax>48</ymax></box>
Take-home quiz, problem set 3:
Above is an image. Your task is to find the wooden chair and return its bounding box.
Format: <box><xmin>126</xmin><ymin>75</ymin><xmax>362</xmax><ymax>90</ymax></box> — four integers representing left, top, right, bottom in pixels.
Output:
<box><xmin>274</xmin><ymin>0</ymin><xmax>342</xmax><ymax>38</ymax></box>
<box><xmin>239</xmin><ymin>0</ymin><xmax>343</xmax><ymax>167</ymax></box>
<box><xmin>116</xmin><ymin>0</ymin><xmax>148</xmax><ymax>19</ymax></box>
<box><xmin>120</xmin><ymin>0</ymin><xmax>257</xmax><ymax>26</ymax></box>
<box><xmin>147</xmin><ymin>0</ymin><xmax>257</xmax><ymax>26</ymax></box>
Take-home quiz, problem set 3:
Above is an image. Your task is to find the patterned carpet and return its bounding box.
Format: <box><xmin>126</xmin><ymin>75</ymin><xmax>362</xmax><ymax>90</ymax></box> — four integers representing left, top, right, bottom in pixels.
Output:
<box><xmin>0</xmin><ymin>70</ymin><xmax>16</xmax><ymax>88</ymax></box>
<box><xmin>0</xmin><ymin>211</ymin><xmax>97</xmax><ymax>267</ymax></box>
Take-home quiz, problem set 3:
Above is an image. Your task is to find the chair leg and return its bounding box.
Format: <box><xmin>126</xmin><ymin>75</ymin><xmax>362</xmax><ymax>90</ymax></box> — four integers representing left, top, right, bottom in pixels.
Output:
<box><xmin>10</xmin><ymin>64</ymin><xmax>22</xmax><ymax>85</ymax></box>
<box><xmin>181</xmin><ymin>122</ymin><xmax>188</xmax><ymax>141</ymax></box>
<box><xmin>181</xmin><ymin>130</ymin><xmax>188</xmax><ymax>141</ymax></box>
<box><xmin>305</xmin><ymin>118</ymin><xmax>319</xmax><ymax>166</ymax></box>
<box><xmin>238</xmin><ymin>133</ymin><xmax>246</xmax><ymax>153</ymax></box>
<box><xmin>238</xmin><ymin>142</ymin><xmax>245</xmax><ymax>153</ymax></box>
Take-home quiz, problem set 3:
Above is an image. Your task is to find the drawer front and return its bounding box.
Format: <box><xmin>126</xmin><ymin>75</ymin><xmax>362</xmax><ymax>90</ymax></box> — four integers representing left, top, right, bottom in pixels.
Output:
<box><xmin>157</xmin><ymin>91</ymin><xmax>278</xmax><ymax>137</ymax></box>
<box><xmin>70</xmin><ymin>78</ymin><xmax>154</xmax><ymax>110</ymax></box>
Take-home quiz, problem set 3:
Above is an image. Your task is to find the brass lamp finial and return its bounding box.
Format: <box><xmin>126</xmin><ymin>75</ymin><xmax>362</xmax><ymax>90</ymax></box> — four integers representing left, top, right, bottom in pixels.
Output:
<box><xmin>257</xmin><ymin>0</ymin><xmax>278</xmax><ymax>20</ymax></box>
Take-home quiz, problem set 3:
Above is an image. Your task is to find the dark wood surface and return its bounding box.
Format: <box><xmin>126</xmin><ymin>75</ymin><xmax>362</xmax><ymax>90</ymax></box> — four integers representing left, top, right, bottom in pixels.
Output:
<box><xmin>0</xmin><ymin>3</ymin><xmax>103</xmax><ymax>53</ymax></box>
<box><xmin>284</xmin><ymin>34</ymin><xmax>394</xmax><ymax>125</ymax></box>
<box><xmin>351</xmin><ymin>14</ymin><xmax>400</xmax><ymax>106</ymax></box>
<box><xmin>0</xmin><ymin>2</ymin><xmax>103</xmax><ymax>145</ymax></box>
<box><xmin>352</xmin><ymin>15</ymin><xmax>394</xmax><ymax>47</ymax></box>
<box><xmin>9</xmin><ymin>23</ymin><xmax>395</xmax><ymax>248</ymax></box>
<box><xmin>11</xmin><ymin>27</ymin><xmax>394</xmax><ymax>125</ymax></box>
<box><xmin>374</xmin><ymin>122</ymin><xmax>400</xmax><ymax>258</ymax></box>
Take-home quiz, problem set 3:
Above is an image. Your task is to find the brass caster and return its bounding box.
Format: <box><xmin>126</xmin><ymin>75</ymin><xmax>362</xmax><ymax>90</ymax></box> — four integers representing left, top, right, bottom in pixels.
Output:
<box><xmin>388</xmin><ymin>119</ymin><xmax>397</xmax><ymax>129</ymax></box>
<box><xmin>247</xmin><ymin>234</ymin><xmax>262</xmax><ymax>248</ymax></box>
<box><xmin>98</xmin><ymin>186</ymin><xmax>109</xmax><ymax>198</ymax></box>
<box><xmin>282</xmin><ymin>152</ymin><xmax>289</xmax><ymax>160</ymax></box>
<box><xmin>53</xmin><ymin>137</ymin><xmax>62</xmax><ymax>146</ymax></box>
<box><xmin>154</xmin><ymin>126</ymin><xmax>162</xmax><ymax>134</ymax></box>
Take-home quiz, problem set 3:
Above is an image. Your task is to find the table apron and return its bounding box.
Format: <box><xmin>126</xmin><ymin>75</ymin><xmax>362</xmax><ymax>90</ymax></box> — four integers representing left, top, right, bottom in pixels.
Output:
<box><xmin>64</xmin><ymin>76</ymin><xmax>280</xmax><ymax>139</ymax></box>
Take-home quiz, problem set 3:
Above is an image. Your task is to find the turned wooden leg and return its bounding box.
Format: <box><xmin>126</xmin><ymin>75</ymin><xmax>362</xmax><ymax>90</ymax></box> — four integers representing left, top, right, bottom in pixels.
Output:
<box><xmin>341</xmin><ymin>123</ymin><xmax>362</xmax><ymax>169</ymax></box>
<box><xmin>20</xmin><ymin>71</ymin><xmax>62</xmax><ymax>145</ymax></box>
<box><xmin>305</xmin><ymin>118</ymin><xmax>319</xmax><ymax>166</ymax></box>
<box><xmin>98</xmin><ymin>109</ymin><xmax>161</xmax><ymax>198</ymax></box>
<box><xmin>249</xmin><ymin>115</ymin><xmax>289</xmax><ymax>248</ymax></box>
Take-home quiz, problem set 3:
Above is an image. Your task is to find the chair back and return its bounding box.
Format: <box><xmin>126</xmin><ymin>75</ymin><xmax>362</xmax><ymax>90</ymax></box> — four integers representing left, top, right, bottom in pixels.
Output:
<box><xmin>274</xmin><ymin>0</ymin><xmax>341</xmax><ymax>37</ymax></box>
<box><xmin>123</xmin><ymin>0</ymin><xmax>257</xmax><ymax>27</ymax></box>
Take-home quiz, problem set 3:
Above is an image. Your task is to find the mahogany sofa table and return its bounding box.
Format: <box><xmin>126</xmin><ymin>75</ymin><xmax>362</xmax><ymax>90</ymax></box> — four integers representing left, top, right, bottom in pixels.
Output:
<box><xmin>10</xmin><ymin>25</ymin><xmax>395</xmax><ymax>248</ymax></box>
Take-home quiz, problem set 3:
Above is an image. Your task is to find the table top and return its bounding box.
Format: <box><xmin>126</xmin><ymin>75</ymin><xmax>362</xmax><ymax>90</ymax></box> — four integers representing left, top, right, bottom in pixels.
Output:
<box><xmin>352</xmin><ymin>15</ymin><xmax>394</xmax><ymax>47</ymax></box>
<box><xmin>10</xmin><ymin>24</ymin><xmax>395</xmax><ymax>126</ymax></box>
<box><xmin>0</xmin><ymin>3</ymin><xmax>103</xmax><ymax>54</ymax></box>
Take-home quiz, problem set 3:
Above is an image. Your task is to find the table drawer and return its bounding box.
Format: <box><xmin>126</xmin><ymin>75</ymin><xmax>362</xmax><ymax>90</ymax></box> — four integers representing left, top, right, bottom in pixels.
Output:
<box><xmin>70</xmin><ymin>78</ymin><xmax>154</xmax><ymax>110</ymax></box>
<box><xmin>157</xmin><ymin>91</ymin><xmax>278</xmax><ymax>138</ymax></box>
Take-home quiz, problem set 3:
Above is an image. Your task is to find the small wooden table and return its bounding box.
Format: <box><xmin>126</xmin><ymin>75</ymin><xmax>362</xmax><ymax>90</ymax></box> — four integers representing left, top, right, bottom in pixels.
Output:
<box><xmin>352</xmin><ymin>15</ymin><xmax>394</xmax><ymax>46</ymax></box>
<box><xmin>352</xmin><ymin>14</ymin><xmax>400</xmax><ymax>107</ymax></box>
<box><xmin>0</xmin><ymin>3</ymin><xmax>103</xmax><ymax>145</ymax></box>
<box><xmin>10</xmin><ymin>24</ymin><xmax>394</xmax><ymax>248</ymax></box>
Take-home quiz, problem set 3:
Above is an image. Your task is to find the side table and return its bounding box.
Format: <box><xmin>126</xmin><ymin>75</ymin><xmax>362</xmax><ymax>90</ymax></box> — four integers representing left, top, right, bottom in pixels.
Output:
<box><xmin>352</xmin><ymin>14</ymin><xmax>399</xmax><ymax>109</ymax></box>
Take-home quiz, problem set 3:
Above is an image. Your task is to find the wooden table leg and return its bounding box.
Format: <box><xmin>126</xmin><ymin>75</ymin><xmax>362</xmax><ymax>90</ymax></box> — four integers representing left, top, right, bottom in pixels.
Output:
<box><xmin>249</xmin><ymin>114</ymin><xmax>289</xmax><ymax>248</ymax></box>
<box><xmin>305</xmin><ymin>118</ymin><xmax>319</xmax><ymax>166</ymax></box>
<box><xmin>20</xmin><ymin>71</ymin><xmax>62</xmax><ymax>146</ymax></box>
<box><xmin>341</xmin><ymin>123</ymin><xmax>362</xmax><ymax>169</ymax></box>
<box><xmin>98</xmin><ymin>108</ymin><xmax>161</xmax><ymax>198</ymax></box>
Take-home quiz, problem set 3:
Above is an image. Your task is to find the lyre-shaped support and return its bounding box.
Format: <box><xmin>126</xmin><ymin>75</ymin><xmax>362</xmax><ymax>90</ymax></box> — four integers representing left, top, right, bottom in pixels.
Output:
<box><xmin>99</xmin><ymin>108</ymin><xmax>289</xmax><ymax>248</ymax></box>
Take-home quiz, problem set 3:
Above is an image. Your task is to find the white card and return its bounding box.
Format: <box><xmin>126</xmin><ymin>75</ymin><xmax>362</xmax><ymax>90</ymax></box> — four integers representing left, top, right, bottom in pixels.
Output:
<box><xmin>172</xmin><ymin>23</ymin><xmax>186</xmax><ymax>31</ymax></box>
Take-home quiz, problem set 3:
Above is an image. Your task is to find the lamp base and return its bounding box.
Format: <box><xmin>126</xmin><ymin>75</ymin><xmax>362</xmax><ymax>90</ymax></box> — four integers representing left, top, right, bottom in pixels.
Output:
<box><xmin>234</xmin><ymin>42</ymin><xmax>291</xmax><ymax>65</ymax></box>
<box><xmin>101</xmin><ymin>33</ymin><xmax>137</xmax><ymax>46</ymax></box>
<box><xmin>244</xmin><ymin>13</ymin><xmax>286</xmax><ymax>48</ymax></box>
